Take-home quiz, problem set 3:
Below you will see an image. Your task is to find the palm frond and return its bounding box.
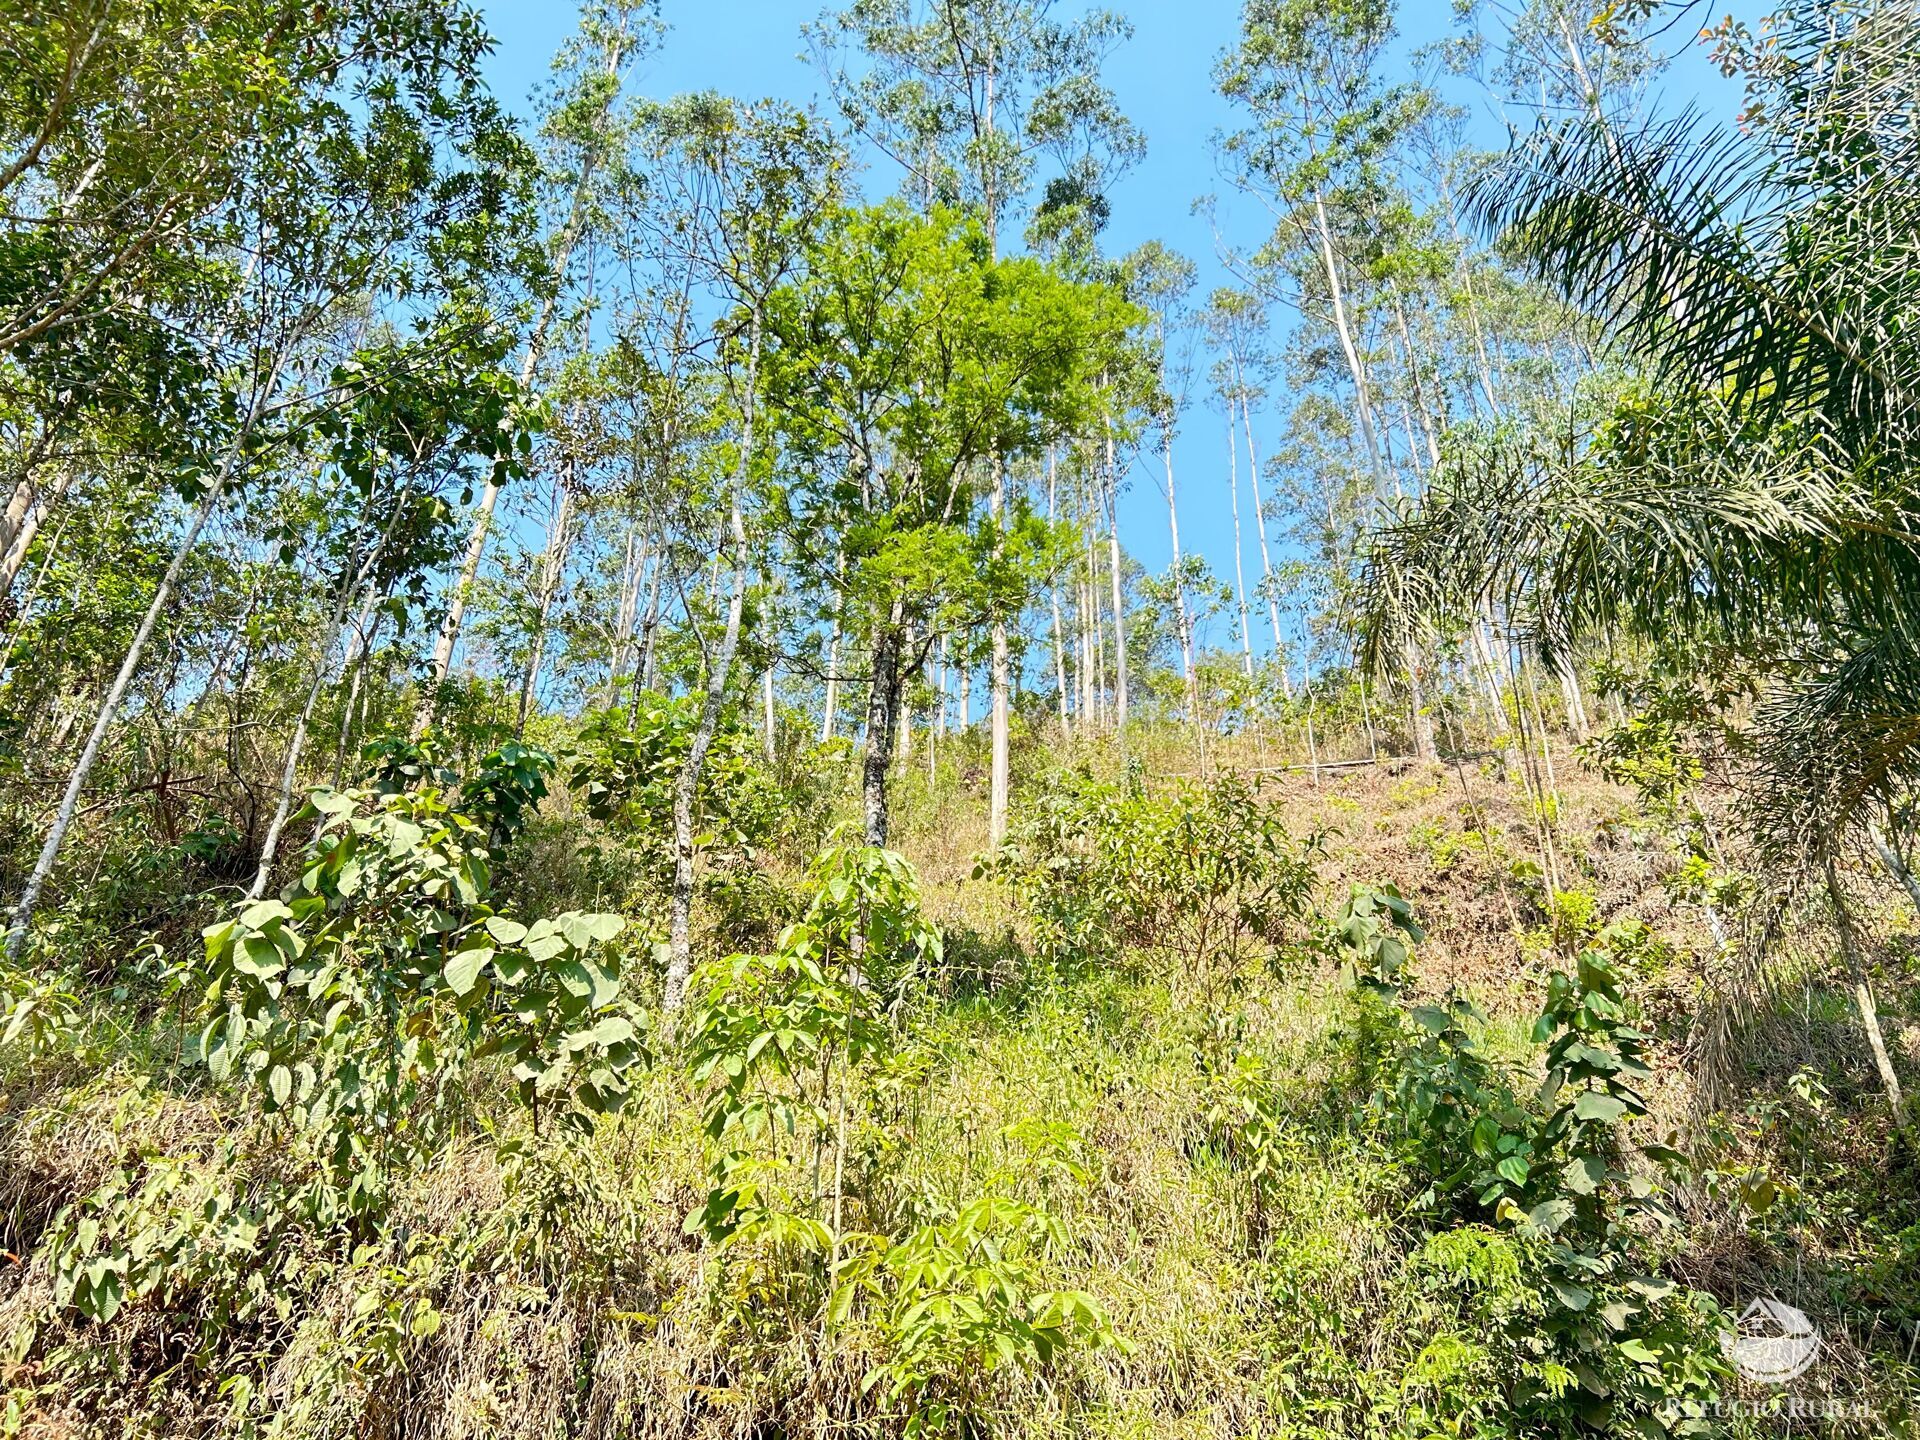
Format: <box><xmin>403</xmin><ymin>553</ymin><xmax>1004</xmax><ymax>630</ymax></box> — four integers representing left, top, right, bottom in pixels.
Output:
<box><xmin>1467</xmin><ymin>3</ymin><xmax>1920</xmax><ymax>463</ymax></box>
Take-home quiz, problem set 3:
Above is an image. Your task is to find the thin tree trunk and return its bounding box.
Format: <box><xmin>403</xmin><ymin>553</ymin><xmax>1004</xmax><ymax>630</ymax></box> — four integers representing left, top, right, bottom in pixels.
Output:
<box><xmin>604</xmin><ymin>525</ymin><xmax>648</xmax><ymax>705</ymax></box>
<box><xmin>1871</xmin><ymin>820</ymin><xmax>1920</xmax><ymax>914</ymax></box>
<box><xmin>1310</xmin><ymin>190</ymin><xmax>1432</xmax><ymax>761</ymax></box>
<box><xmin>0</xmin><ymin>504</ymin><xmax>65</xmax><ymax>680</ymax></box>
<box><xmin>1163</xmin><ymin>428</ymin><xmax>1197</xmax><ymax>717</ymax></box>
<box><xmin>1046</xmin><ymin>448</ymin><xmax>1071</xmax><ymax>738</ymax></box>
<box><xmin>1557</xmin><ymin>656</ymin><xmax>1591</xmax><ymax>741</ymax></box>
<box><xmin>635</xmin><ymin>555</ymin><xmax>665</xmax><ymax>703</ymax></box>
<box><xmin>821</xmin><ymin>548</ymin><xmax>843</xmax><ymax>742</ymax></box>
<box><xmin>663</xmin><ymin>309</ymin><xmax>759</xmax><ymax>1016</ymax></box>
<box><xmin>897</xmin><ymin>627</ymin><xmax>915</xmax><ymax>772</ymax></box>
<box><xmin>8</xmin><ymin>385</ymin><xmax>270</xmax><ymax>951</ymax></box>
<box><xmin>861</xmin><ymin>608</ymin><xmax>907</xmax><ymax>848</ymax></box>
<box><xmin>1236</xmin><ymin>384</ymin><xmax>1288</xmax><ymax>695</ymax></box>
<box><xmin>1828</xmin><ymin>855</ymin><xmax>1906</xmax><ymax>1118</ymax></box>
<box><xmin>1</xmin><ymin>467</ymin><xmax>75</xmax><ymax>599</ymax></box>
<box><xmin>516</xmin><ymin>474</ymin><xmax>574</xmax><ymax>736</ymax></box>
<box><xmin>1391</xmin><ymin>287</ymin><xmax>1443</xmax><ymax>470</ymax></box>
<box><xmin>930</xmin><ymin>636</ymin><xmax>944</xmax><ymax>785</ymax></box>
<box><xmin>1227</xmin><ymin>413</ymin><xmax>1252</xmax><ymax>678</ymax></box>
<box><xmin>1103</xmin><ymin>424</ymin><xmax>1128</xmax><ymax>731</ymax></box>
<box><xmin>331</xmin><ymin>586</ymin><xmax>382</xmax><ymax>786</ymax></box>
<box><xmin>248</xmin><ymin>529</ymin><xmax>391</xmax><ymax>900</ymax></box>
<box><xmin>1472</xmin><ymin>611</ymin><xmax>1510</xmax><ymax>733</ymax></box>
<box><xmin>988</xmin><ymin>451</ymin><xmax>1010</xmax><ymax>847</ymax></box>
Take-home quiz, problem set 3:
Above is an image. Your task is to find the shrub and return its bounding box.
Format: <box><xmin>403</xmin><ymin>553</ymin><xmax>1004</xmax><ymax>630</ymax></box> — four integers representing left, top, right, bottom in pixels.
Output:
<box><xmin>987</xmin><ymin>770</ymin><xmax>1320</xmax><ymax>978</ymax></box>
<box><xmin>1344</xmin><ymin>890</ymin><xmax>1730</xmax><ymax>1434</ymax></box>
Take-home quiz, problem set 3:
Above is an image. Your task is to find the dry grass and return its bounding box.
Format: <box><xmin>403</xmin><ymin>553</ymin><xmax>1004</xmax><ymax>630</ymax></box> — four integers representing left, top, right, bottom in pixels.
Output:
<box><xmin>1</xmin><ymin>732</ymin><xmax>1916</xmax><ymax>1437</ymax></box>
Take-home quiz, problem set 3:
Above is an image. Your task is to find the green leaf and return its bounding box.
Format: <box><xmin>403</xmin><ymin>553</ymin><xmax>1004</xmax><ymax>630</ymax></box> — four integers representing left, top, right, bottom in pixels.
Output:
<box><xmin>588</xmin><ymin>1016</ymin><xmax>634</xmax><ymax>1047</ymax></box>
<box><xmin>484</xmin><ymin>916</ymin><xmax>529</xmax><ymax>945</ymax></box>
<box><xmin>1573</xmin><ymin>1092</ymin><xmax>1629</xmax><ymax>1123</ymax></box>
<box><xmin>444</xmin><ymin>947</ymin><xmax>492</xmax><ymax>997</ymax></box>
<box><xmin>526</xmin><ymin>921</ymin><xmax>567</xmax><ymax>962</ymax></box>
<box><xmin>1471</xmin><ymin>1116</ymin><xmax>1502</xmax><ymax>1158</ymax></box>
<box><xmin>234</xmin><ymin>935</ymin><xmax>286</xmax><ymax>979</ymax></box>
<box><xmin>238</xmin><ymin>900</ymin><xmax>293</xmax><ymax>931</ymax></box>
<box><xmin>1564</xmin><ymin>1155</ymin><xmax>1607</xmax><ymax>1195</ymax></box>
<box><xmin>1495</xmin><ymin>1156</ymin><xmax>1530</xmax><ymax>1187</ymax></box>
<box><xmin>1550</xmin><ymin>1278</ymin><xmax>1593</xmax><ymax>1312</ymax></box>
<box><xmin>1528</xmin><ymin>1198</ymin><xmax>1577</xmax><ymax>1233</ymax></box>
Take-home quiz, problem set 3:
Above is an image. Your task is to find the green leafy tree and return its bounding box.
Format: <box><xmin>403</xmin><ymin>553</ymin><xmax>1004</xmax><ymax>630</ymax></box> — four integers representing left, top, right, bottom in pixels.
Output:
<box><xmin>764</xmin><ymin>202</ymin><xmax>1137</xmax><ymax>846</ymax></box>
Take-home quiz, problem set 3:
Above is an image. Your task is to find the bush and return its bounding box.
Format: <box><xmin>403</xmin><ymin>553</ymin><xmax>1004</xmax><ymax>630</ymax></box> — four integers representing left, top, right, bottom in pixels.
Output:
<box><xmin>986</xmin><ymin>769</ymin><xmax>1321</xmax><ymax>979</ymax></box>
<box><xmin>1343</xmin><ymin>888</ymin><xmax>1731</xmax><ymax>1435</ymax></box>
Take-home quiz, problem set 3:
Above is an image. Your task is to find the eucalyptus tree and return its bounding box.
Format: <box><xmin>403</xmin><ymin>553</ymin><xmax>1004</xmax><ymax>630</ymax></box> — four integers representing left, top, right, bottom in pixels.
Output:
<box><xmin>1203</xmin><ymin>289</ymin><xmax>1290</xmax><ymax>685</ymax></box>
<box><xmin>807</xmin><ymin>0</ymin><xmax>1143</xmax><ymax>845</ymax></box>
<box><xmin>1122</xmin><ymin>242</ymin><xmax>1201</xmax><ymax>720</ymax></box>
<box><xmin>764</xmin><ymin>202</ymin><xmax>1136</xmax><ymax>849</ymax></box>
<box><xmin>1218</xmin><ymin>0</ymin><xmax>1437</xmax><ymax>759</ymax></box>
<box><xmin>422</xmin><ymin>0</ymin><xmax>659</xmax><ymax>720</ymax></box>
<box><xmin>630</xmin><ymin>97</ymin><xmax>846</xmax><ymax>1016</ymax></box>
<box><xmin>4</xmin><ymin>0</ymin><xmax>536</xmax><ymax>955</ymax></box>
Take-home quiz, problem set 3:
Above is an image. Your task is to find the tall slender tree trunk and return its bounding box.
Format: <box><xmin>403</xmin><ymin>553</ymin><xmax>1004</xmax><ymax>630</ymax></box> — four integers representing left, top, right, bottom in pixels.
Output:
<box><xmin>897</xmin><ymin>624</ymin><xmax>916</xmax><ymax>772</ymax></box>
<box><xmin>988</xmin><ymin>455</ymin><xmax>1010</xmax><ymax>846</ymax></box>
<box><xmin>1472</xmin><ymin>610</ymin><xmax>1511</xmax><ymax>734</ymax></box>
<box><xmin>1163</xmin><ymin>428</ymin><xmax>1197</xmax><ymax>718</ymax></box>
<box><xmin>1310</xmin><ymin>190</ymin><xmax>1433</xmax><ymax>761</ymax></box>
<box><xmin>1103</xmin><ymin>425</ymin><xmax>1128</xmax><ymax>731</ymax></box>
<box><xmin>1556</xmin><ymin>656</ymin><xmax>1591</xmax><ymax>740</ymax></box>
<box><xmin>821</xmin><ymin>547</ymin><xmax>844</xmax><ymax>742</ymax></box>
<box><xmin>1234</xmin><ymin>375</ymin><xmax>1288</xmax><ymax>695</ymax></box>
<box><xmin>763</xmin><ymin>664</ymin><xmax>777</xmax><ymax>764</ymax></box>
<box><xmin>1391</xmin><ymin>290</ymin><xmax>1444</xmax><ymax>471</ymax></box>
<box><xmin>0</xmin><ymin>477</ymin><xmax>35</xmax><ymax>562</ymax></box>
<box><xmin>516</xmin><ymin>474</ymin><xmax>574</xmax><ymax>735</ymax></box>
<box><xmin>8</xmin><ymin>370</ymin><xmax>275</xmax><ymax>952</ymax></box>
<box><xmin>861</xmin><ymin>605</ymin><xmax>907</xmax><ymax>847</ymax></box>
<box><xmin>1</xmin><ymin>467</ymin><xmax>74</xmax><ymax>600</ymax></box>
<box><xmin>635</xmin><ymin>556</ymin><xmax>665</xmax><ymax>704</ymax></box>
<box><xmin>662</xmin><ymin>313</ymin><xmax>760</xmax><ymax>1016</ymax></box>
<box><xmin>1046</xmin><ymin>448</ymin><xmax>1071</xmax><ymax>738</ymax></box>
<box><xmin>332</xmin><ymin>586</ymin><xmax>383</xmax><ymax>786</ymax></box>
<box><xmin>604</xmin><ymin>525</ymin><xmax>648</xmax><ymax>705</ymax></box>
<box><xmin>1227</xmin><ymin>413</ymin><xmax>1252</xmax><ymax>678</ymax></box>
<box><xmin>0</xmin><ymin>501</ymin><xmax>67</xmax><ymax>680</ymax></box>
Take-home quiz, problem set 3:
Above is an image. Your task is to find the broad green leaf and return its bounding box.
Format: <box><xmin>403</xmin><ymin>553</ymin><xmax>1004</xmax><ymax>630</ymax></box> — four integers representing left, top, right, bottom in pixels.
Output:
<box><xmin>1573</xmin><ymin>1092</ymin><xmax>1629</xmax><ymax>1124</ymax></box>
<box><xmin>444</xmin><ymin>946</ymin><xmax>492</xmax><ymax>997</ymax></box>
<box><xmin>484</xmin><ymin>916</ymin><xmax>529</xmax><ymax>945</ymax></box>
<box><xmin>1564</xmin><ymin>1156</ymin><xmax>1608</xmax><ymax>1195</ymax></box>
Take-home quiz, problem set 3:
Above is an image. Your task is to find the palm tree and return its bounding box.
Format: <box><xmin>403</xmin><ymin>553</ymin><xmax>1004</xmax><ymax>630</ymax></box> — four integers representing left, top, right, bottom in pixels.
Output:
<box><xmin>1363</xmin><ymin>2</ymin><xmax>1920</xmax><ymax>1114</ymax></box>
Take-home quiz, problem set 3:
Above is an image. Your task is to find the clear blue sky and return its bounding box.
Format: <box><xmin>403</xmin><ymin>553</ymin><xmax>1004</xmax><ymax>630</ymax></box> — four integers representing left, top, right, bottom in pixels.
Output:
<box><xmin>473</xmin><ymin>0</ymin><xmax>1753</xmax><ymax>659</ymax></box>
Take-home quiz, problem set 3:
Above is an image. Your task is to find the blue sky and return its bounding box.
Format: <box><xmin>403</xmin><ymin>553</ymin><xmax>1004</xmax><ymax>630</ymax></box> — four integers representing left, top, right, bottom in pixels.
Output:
<box><xmin>473</xmin><ymin>0</ymin><xmax>1755</xmax><ymax>660</ymax></box>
